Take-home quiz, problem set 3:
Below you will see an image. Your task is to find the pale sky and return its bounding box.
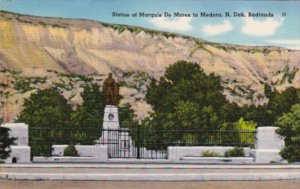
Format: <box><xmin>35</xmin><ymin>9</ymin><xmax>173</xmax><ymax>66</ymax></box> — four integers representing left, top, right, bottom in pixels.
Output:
<box><xmin>0</xmin><ymin>0</ymin><xmax>299</xmax><ymax>49</ymax></box>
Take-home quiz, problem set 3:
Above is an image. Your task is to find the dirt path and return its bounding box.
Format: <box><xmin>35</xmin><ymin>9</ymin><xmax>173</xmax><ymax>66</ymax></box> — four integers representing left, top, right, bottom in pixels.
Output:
<box><xmin>1</xmin><ymin>180</ymin><xmax>300</xmax><ymax>189</ymax></box>
<box><xmin>2</xmin><ymin>167</ymin><xmax>300</xmax><ymax>174</ymax></box>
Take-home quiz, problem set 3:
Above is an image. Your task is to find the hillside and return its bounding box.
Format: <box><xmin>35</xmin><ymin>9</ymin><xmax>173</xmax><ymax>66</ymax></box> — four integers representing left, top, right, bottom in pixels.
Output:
<box><xmin>0</xmin><ymin>11</ymin><xmax>299</xmax><ymax>122</ymax></box>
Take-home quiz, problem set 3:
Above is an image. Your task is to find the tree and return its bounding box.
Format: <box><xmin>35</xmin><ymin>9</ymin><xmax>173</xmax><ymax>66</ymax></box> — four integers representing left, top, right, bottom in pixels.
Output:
<box><xmin>143</xmin><ymin>61</ymin><xmax>232</xmax><ymax>148</ymax></box>
<box><xmin>119</xmin><ymin>103</ymin><xmax>138</xmax><ymax>129</ymax></box>
<box><xmin>18</xmin><ymin>87</ymin><xmax>72</xmax><ymax>127</ymax></box>
<box><xmin>264</xmin><ymin>83</ymin><xmax>274</xmax><ymax>99</ymax></box>
<box><xmin>0</xmin><ymin>126</ymin><xmax>15</xmax><ymax>162</ymax></box>
<box><xmin>145</xmin><ymin>61</ymin><xmax>227</xmax><ymax>128</ymax></box>
<box><xmin>18</xmin><ymin>87</ymin><xmax>72</xmax><ymax>156</ymax></box>
<box><xmin>241</xmin><ymin>87</ymin><xmax>300</xmax><ymax>126</ymax></box>
<box><xmin>0</xmin><ymin>118</ymin><xmax>15</xmax><ymax>162</ymax></box>
<box><xmin>146</xmin><ymin>61</ymin><xmax>227</xmax><ymax>117</ymax></box>
<box><xmin>71</xmin><ymin>84</ymin><xmax>104</xmax><ymax>128</ymax></box>
<box><xmin>234</xmin><ymin>117</ymin><xmax>256</xmax><ymax>131</ymax></box>
<box><xmin>276</xmin><ymin>104</ymin><xmax>300</xmax><ymax>162</ymax></box>
<box><xmin>266</xmin><ymin>87</ymin><xmax>300</xmax><ymax>125</ymax></box>
<box><xmin>69</xmin><ymin>84</ymin><xmax>105</xmax><ymax>144</ymax></box>
<box><xmin>234</xmin><ymin>117</ymin><xmax>256</xmax><ymax>145</ymax></box>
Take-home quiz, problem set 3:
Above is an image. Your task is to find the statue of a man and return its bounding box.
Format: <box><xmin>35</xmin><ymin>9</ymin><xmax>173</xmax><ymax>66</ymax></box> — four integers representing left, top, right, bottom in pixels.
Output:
<box><xmin>103</xmin><ymin>73</ymin><xmax>118</xmax><ymax>105</ymax></box>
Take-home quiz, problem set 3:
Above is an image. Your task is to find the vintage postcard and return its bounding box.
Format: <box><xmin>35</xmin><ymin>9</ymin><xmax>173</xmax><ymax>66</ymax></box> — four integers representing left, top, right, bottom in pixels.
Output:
<box><xmin>0</xmin><ymin>0</ymin><xmax>300</xmax><ymax>188</ymax></box>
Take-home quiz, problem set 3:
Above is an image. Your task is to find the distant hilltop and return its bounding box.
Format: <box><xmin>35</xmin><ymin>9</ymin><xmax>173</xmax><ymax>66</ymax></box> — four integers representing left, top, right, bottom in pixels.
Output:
<box><xmin>0</xmin><ymin>10</ymin><xmax>299</xmax><ymax>122</ymax></box>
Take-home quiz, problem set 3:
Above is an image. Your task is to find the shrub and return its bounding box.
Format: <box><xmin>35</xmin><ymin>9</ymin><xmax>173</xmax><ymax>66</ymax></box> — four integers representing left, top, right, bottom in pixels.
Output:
<box><xmin>64</xmin><ymin>145</ymin><xmax>79</xmax><ymax>157</ymax></box>
<box><xmin>0</xmin><ymin>127</ymin><xmax>15</xmax><ymax>162</ymax></box>
<box><xmin>276</xmin><ymin>104</ymin><xmax>300</xmax><ymax>162</ymax></box>
<box><xmin>234</xmin><ymin>118</ymin><xmax>256</xmax><ymax>145</ymax></box>
<box><xmin>202</xmin><ymin>150</ymin><xmax>220</xmax><ymax>157</ymax></box>
<box><xmin>225</xmin><ymin>147</ymin><xmax>244</xmax><ymax>157</ymax></box>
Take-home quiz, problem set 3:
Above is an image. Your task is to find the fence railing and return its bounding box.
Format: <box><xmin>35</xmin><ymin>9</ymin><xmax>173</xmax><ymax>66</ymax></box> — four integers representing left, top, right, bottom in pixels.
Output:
<box><xmin>127</xmin><ymin>128</ymin><xmax>256</xmax><ymax>150</ymax></box>
<box><xmin>29</xmin><ymin>127</ymin><xmax>256</xmax><ymax>157</ymax></box>
<box><xmin>29</xmin><ymin>127</ymin><xmax>102</xmax><ymax>157</ymax></box>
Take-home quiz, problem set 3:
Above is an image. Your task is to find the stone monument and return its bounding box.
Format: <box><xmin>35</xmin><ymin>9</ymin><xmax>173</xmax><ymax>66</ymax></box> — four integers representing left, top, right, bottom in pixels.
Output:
<box><xmin>100</xmin><ymin>73</ymin><xmax>133</xmax><ymax>157</ymax></box>
<box><xmin>102</xmin><ymin>73</ymin><xmax>120</xmax><ymax>130</ymax></box>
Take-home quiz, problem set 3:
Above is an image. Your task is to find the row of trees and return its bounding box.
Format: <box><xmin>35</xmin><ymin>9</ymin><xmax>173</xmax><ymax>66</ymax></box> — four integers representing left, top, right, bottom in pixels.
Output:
<box><xmin>18</xmin><ymin>84</ymin><xmax>136</xmax><ymax>130</ymax></box>
<box><xmin>11</xmin><ymin>60</ymin><xmax>300</xmax><ymax>161</ymax></box>
<box><xmin>142</xmin><ymin>61</ymin><xmax>300</xmax><ymax>161</ymax></box>
<box><xmin>17</xmin><ymin>84</ymin><xmax>135</xmax><ymax>156</ymax></box>
<box><xmin>18</xmin><ymin>84</ymin><xmax>104</xmax><ymax>129</ymax></box>
<box><xmin>141</xmin><ymin>61</ymin><xmax>255</xmax><ymax>147</ymax></box>
<box><xmin>242</xmin><ymin>85</ymin><xmax>300</xmax><ymax>126</ymax></box>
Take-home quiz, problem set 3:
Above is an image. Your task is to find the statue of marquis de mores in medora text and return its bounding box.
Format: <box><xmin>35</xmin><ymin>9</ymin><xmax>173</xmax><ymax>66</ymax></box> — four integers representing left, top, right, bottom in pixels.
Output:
<box><xmin>103</xmin><ymin>73</ymin><xmax>119</xmax><ymax>105</ymax></box>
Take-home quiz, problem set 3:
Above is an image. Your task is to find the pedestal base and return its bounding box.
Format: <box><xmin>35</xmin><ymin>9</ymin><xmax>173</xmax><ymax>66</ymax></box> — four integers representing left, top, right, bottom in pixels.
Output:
<box><xmin>102</xmin><ymin>105</ymin><xmax>119</xmax><ymax>130</ymax></box>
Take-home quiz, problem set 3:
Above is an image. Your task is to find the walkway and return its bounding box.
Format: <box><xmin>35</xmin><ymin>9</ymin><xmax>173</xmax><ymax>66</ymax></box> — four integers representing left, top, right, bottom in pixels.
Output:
<box><xmin>1</xmin><ymin>163</ymin><xmax>300</xmax><ymax>181</ymax></box>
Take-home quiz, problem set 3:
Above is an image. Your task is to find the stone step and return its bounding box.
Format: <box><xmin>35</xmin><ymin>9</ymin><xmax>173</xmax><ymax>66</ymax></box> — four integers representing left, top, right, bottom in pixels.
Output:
<box><xmin>33</xmin><ymin>156</ymin><xmax>104</xmax><ymax>163</ymax></box>
<box><xmin>2</xmin><ymin>172</ymin><xmax>300</xmax><ymax>181</ymax></box>
<box><xmin>180</xmin><ymin>157</ymin><xmax>254</xmax><ymax>164</ymax></box>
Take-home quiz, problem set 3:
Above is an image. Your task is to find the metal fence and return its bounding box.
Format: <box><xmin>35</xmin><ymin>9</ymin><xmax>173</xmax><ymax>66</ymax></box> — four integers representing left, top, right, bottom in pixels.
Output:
<box><xmin>29</xmin><ymin>127</ymin><xmax>102</xmax><ymax>157</ymax></box>
<box><xmin>29</xmin><ymin>127</ymin><xmax>256</xmax><ymax>159</ymax></box>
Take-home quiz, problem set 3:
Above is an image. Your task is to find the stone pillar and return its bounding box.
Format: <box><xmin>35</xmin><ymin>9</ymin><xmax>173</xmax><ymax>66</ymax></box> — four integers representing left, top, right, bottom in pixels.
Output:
<box><xmin>102</xmin><ymin>105</ymin><xmax>120</xmax><ymax>130</ymax></box>
<box><xmin>101</xmin><ymin>105</ymin><xmax>119</xmax><ymax>144</ymax></box>
<box><xmin>255</xmin><ymin>127</ymin><xmax>285</xmax><ymax>163</ymax></box>
<box><xmin>1</xmin><ymin>123</ymin><xmax>31</xmax><ymax>163</ymax></box>
<box><xmin>100</xmin><ymin>105</ymin><xmax>120</xmax><ymax>158</ymax></box>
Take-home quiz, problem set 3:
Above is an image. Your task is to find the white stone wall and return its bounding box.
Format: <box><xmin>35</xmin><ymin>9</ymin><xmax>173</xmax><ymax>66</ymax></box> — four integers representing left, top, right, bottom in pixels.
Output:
<box><xmin>0</xmin><ymin>122</ymin><xmax>288</xmax><ymax>164</ymax></box>
<box><xmin>5</xmin><ymin>146</ymin><xmax>31</xmax><ymax>163</ymax></box>
<box><xmin>254</xmin><ymin>127</ymin><xmax>285</xmax><ymax>163</ymax></box>
<box><xmin>1</xmin><ymin>123</ymin><xmax>31</xmax><ymax>163</ymax></box>
<box><xmin>52</xmin><ymin>145</ymin><xmax>108</xmax><ymax>162</ymax></box>
<box><xmin>168</xmin><ymin>146</ymin><xmax>251</xmax><ymax>161</ymax></box>
<box><xmin>52</xmin><ymin>145</ymin><xmax>68</xmax><ymax>156</ymax></box>
<box><xmin>2</xmin><ymin>123</ymin><xmax>28</xmax><ymax>145</ymax></box>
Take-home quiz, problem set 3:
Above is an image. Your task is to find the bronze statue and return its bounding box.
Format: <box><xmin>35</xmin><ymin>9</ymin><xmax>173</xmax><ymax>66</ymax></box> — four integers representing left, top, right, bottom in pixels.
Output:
<box><xmin>103</xmin><ymin>73</ymin><xmax>118</xmax><ymax>105</ymax></box>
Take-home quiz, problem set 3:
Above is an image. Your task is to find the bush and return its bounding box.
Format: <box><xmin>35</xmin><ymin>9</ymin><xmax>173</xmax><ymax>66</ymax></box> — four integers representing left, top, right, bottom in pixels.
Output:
<box><xmin>225</xmin><ymin>147</ymin><xmax>244</xmax><ymax>157</ymax></box>
<box><xmin>202</xmin><ymin>150</ymin><xmax>220</xmax><ymax>157</ymax></box>
<box><xmin>64</xmin><ymin>145</ymin><xmax>79</xmax><ymax>156</ymax></box>
<box><xmin>276</xmin><ymin>104</ymin><xmax>300</xmax><ymax>162</ymax></box>
<box><xmin>234</xmin><ymin>118</ymin><xmax>256</xmax><ymax>146</ymax></box>
<box><xmin>0</xmin><ymin>127</ymin><xmax>15</xmax><ymax>162</ymax></box>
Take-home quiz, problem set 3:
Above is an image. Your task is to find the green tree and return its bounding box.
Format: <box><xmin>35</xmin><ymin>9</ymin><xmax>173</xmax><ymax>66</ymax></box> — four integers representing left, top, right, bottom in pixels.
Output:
<box><xmin>146</xmin><ymin>61</ymin><xmax>226</xmax><ymax>118</ymax></box>
<box><xmin>0</xmin><ymin>120</ymin><xmax>15</xmax><ymax>162</ymax></box>
<box><xmin>18</xmin><ymin>87</ymin><xmax>72</xmax><ymax>156</ymax></box>
<box><xmin>235</xmin><ymin>117</ymin><xmax>256</xmax><ymax>131</ymax></box>
<box><xmin>264</xmin><ymin>83</ymin><xmax>274</xmax><ymax>99</ymax></box>
<box><xmin>71</xmin><ymin>84</ymin><xmax>104</xmax><ymax>128</ymax></box>
<box><xmin>143</xmin><ymin>61</ymin><xmax>230</xmax><ymax>148</ymax></box>
<box><xmin>146</xmin><ymin>61</ymin><xmax>226</xmax><ymax>114</ymax></box>
<box><xmin>220</xmin><ymin>102</ymin><xmax>242</xmax><ymax>123</ymax></box>
<box><xmin>18</xmin><ymin>87</ymin><xmax>72</xmax><ymax>127</ymax></box>
<box><xmin>70</xmin><ymin>84</ymin><xmax>105</xmax><ymax>144</ymax></box>
<box><xmin>172</xmin><ymin>101</ymin><xmax>201</xmax><ymax>130</ymax></box>
<box><xmin>199</xmin><ymin>106</ymin><xmax>219</xmax><ymax>130</ymax></box>
<box><xmin>241</xmin><ymin>87</ymin><xmax>300</xmax><ymax>126</ymax></box>
<box><xmin>119</xmin><ymin>103</ymin><xmax>139</xmax><ymax>129</ymax></box>
<box><xmin>276</xmin><ymin>104</ymin><xmax>300</xmax><ymax>162</ymax></box>
<box><xmin>266</xmin><ymin>87</ymin><xmax>300</xmax><ymax>125</ymax></box>
<box><xmin>234</xmin><ymin>117</ymin><xmax>256</xmax><ymax>145</ymax></box>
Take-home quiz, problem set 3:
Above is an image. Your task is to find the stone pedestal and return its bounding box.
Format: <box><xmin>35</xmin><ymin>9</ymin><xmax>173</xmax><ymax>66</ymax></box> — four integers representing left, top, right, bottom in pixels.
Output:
<box><xmin>101</xmin><ymin>105</ymin><xmax>120</xmax><ymax>147</ymax></box>
<box><xmin>102</xmin><ymin>105</ymin><xmax>119</xmax><ymax>130</ymax></box>
<box><xmin>1</xmin><ymin>123</ymin><xmax>31</xmax><ymax>163</ymax></box>
<box><xmin>2</xmin><ymin>123</ymin><xmax>28</xmax><ymax>145</ymax></box>
<box><xmin>255</xmin><ymin>127</ymin><xmax>285</xmax><ymax>163</ymax></box>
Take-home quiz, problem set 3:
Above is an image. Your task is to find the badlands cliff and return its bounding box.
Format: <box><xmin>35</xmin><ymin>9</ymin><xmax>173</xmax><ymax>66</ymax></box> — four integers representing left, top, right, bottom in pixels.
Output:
<box><xmin>0</xmin><ymin>11</ymin><xmax>299</xmax><ymax>122</ymax></box>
